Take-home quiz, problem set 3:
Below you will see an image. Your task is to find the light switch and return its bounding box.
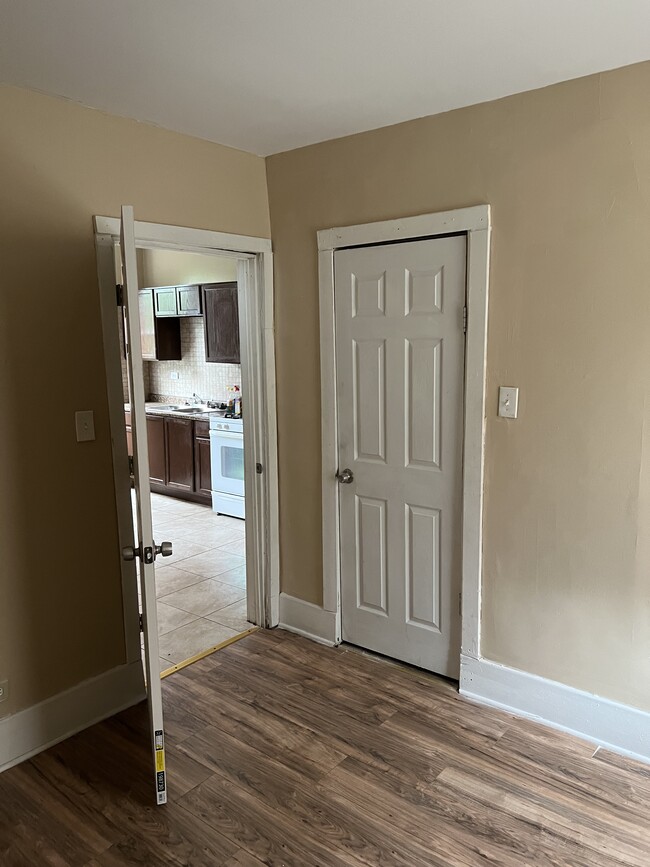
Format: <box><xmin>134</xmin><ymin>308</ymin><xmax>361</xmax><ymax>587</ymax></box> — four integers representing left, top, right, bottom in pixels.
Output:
<box><xmin>498</xmin><ymin>387</ymin><xmax>519</xmax><ymax>419</ymax></box>
<box><xmin>75</xmin><ymin>410</ymin><xmax>96</xmax><ymax>442</ymax></box>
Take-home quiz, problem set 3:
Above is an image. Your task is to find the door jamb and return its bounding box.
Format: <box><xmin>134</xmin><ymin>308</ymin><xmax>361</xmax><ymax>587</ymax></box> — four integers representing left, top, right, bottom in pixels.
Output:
<box><xmin>317</xmin><ymin>204</ymin><xmax>491</xmax><ymax>670</ymax></box>
<box><xmin>94</xmin><ymin>217</ymin><xmax>279</xmax><ymax>666</ymax></box>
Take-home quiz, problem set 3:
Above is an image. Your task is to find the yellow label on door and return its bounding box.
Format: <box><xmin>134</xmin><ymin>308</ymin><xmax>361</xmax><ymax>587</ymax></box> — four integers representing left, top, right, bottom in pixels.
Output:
<box><xmin>156</xmin><ymin>750</ymin><xmax>165</xmax><ymax>772</ymax></box>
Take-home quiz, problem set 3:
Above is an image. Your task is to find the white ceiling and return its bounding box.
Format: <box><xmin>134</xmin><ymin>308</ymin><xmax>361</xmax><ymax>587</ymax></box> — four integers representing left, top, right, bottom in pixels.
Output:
<box><xmin>2</xmin><ymin>1</ymin><xmax>650</xmax><ymax>156</ymax></box>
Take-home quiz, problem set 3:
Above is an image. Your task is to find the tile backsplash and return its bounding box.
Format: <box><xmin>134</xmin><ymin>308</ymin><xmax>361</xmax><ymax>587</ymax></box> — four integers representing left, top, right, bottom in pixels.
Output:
<box><xmin>145</xmin><ymin>317</ymin><xmax>241</xmax><ymax>403</ymax></box>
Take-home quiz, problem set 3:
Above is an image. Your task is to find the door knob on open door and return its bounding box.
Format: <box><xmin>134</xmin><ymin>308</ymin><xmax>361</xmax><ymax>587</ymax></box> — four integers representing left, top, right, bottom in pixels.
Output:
<box><xmin>122</xmin><ymin>545</ymin><xmax>139</xmax><ymax>561</ymax></box>
<box><xmin>336</xmin><ymin>468</ymin><xmax>354</xmax><ymax>484</ymax></box>
<box><xmin>121</xmin><ymin>542</ymin><xmax>173</xmax><ymax>561</ymax></box>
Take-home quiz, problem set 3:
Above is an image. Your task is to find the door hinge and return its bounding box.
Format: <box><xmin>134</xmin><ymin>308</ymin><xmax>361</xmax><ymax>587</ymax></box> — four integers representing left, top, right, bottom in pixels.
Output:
<box><xmin>139</xmin><ymin>613</ymin><xmax>143</xmax><ymax>632</ymax></box>
<box><xmin>116</xmin><ymin>283</ymin><xmax>124</xmax><ymax>306</ymax></box>
<box><xmin>128</xmin><ymin>455</ymin><xmax>134</xmax><ymax>476</ymax></box>
<box><xmin>458</xmin><ymin>592</ymin><xmax>462</xmax><ymax>616</ymax></box>
<box><xmin>462</xmin><ymin>305</ymin><xmax>468</xmax><ymax>334</ymax></box>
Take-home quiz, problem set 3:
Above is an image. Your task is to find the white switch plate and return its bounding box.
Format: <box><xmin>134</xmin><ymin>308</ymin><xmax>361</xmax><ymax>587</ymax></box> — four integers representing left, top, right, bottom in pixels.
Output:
<box><xmin>75</xmin><ymin>410</ymin><xmax>96</xmax><ymax>442</ymax></box>
<box><xmin>170</xmin><ymin>371</ymin><xmax>179</xmax><ymax>381</ymax></box>
<box><xmin>498</xmin><ymin>386</ymin><xmax>519</xmax><ymax>419</ymax></box>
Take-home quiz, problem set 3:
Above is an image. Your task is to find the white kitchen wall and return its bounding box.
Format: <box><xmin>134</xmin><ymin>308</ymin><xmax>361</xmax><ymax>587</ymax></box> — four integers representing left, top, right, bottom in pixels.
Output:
<box><xmin>146</xmin><ymin>317</ymin><xmax>241</xmax><ymax>403</ymax></box>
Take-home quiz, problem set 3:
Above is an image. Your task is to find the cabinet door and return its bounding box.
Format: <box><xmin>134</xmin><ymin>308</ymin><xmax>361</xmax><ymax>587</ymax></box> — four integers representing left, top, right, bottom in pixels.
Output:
<box><xmin>177</xmin><ymin>285</ymin><xmax>202</xmax><ymax>316</ymax></box>
<box><xmin>194</xmin><ymin>436</ymin><xmax>212</xmax><ymax>498</ymax></box>
<box><xmin>166</xmin><ymin>417</ymin><xmax>194</xmax><ymax>493</ymax></box>
<box><xmin>154</xmin><ymin>287</ymin><xmax>178</xmax><ymax>317</ymax></box>
<box><xmin>147</xmin><ymin>416</ymin><xmax>166</xmax><ymax>485</ymax></box>
<box><xmin>139</xmin><ymin>290</ymin><xmax>182</xmax><ymax>360</ymax></box>
<box><xmin>202</xmin><ymin>282</ymin><xmax>240</xmax><ymax>363</ymax></box>
<box><xmin>139</xmin><ymin>289</ymin><xmax>157</xmax><ymax>360</ymax></box>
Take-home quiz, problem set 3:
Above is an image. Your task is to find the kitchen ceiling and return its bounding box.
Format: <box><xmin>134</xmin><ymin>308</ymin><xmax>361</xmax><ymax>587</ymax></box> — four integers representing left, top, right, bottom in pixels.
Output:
<box><xmin>1</xmin><ymin>0</ymin><xmax>650</xmax><ymax>156</ymax></box>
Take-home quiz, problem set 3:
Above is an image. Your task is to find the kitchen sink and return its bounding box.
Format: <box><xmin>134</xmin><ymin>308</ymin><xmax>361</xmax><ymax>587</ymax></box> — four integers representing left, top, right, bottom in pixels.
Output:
<box><xmin>144</xmin><ymin>404</ymin><xmax>179</xmax><ymax>412</ymax></box>
<box><xmin>173</xmin><ymin>406</ymin><xmax>210</xmax><ymax>413</ymax></box>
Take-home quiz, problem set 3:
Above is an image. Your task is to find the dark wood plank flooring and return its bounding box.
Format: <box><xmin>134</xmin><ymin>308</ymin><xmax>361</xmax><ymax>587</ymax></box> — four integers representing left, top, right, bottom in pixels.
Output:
<box><xmin>1</xmin><ymin>628</ymin><xmax>649</xmax><ymax>866</ymax></box>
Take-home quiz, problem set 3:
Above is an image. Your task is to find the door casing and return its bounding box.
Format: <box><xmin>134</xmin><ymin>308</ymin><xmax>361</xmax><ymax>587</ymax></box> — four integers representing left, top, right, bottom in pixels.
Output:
<box><xmin>94</xmin><ymin>217</ymin><xmax>279</xmax><ymax>667</ymax></box>
<box><xmin>318</xmin><ymin>205</ymin><xmax>491</xmax><ymax>680</ymax></box>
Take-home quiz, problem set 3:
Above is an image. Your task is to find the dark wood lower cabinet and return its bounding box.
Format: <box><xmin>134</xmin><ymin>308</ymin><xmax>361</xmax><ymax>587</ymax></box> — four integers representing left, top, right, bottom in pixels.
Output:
<box><xmin>165</xmin><ymin>417</ymin><xmax>194</xmax><ymax>493</ymax></box>
<box><xmin>147</xmin><ymin>416</ymin><xmax>166</xmax><ymax>486</ymax></box>
<box><xmin>124</xmin><ymin>409</ymin><xmax>212</xmax><ymax>505</ymax></box>
<box><xmin>194</xmin><ymin>435</ymin><xmax>212</xmax><ymax>498</ymax></box>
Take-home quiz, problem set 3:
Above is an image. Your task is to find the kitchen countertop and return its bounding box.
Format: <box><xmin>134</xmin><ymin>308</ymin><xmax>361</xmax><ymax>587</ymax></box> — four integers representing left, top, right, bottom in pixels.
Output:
<box><xmin>124</xmin><ymin>402</ymin><xmax>227</xmax><ymax>422</ymax></box>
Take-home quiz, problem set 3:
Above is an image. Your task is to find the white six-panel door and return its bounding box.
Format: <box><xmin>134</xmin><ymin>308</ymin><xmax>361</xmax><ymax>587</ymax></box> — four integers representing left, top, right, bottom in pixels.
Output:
<box><xmin>335</xmin><ymin>235</ymin><xmax>466</xmax><ymax>677</ymax></box>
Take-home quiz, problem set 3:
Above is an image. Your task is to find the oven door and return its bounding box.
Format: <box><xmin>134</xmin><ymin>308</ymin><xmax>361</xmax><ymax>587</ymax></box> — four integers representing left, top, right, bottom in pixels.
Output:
<box><xmin>210</xmin><ymin>430</ymin><xmax>245</xmax><ymax>497</ymax></box>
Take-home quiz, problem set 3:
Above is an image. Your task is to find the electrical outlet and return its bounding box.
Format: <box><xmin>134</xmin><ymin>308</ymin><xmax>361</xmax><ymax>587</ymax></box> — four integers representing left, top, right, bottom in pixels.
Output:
<box><xmin>170</xmin><ymin>371</ymin><xmax>179</xmax><ymax>381</ymax></box>
<box><xmin>0</xmin><ymin>680</ymin><xmax>8</xmax><ymax>702</ymax></box>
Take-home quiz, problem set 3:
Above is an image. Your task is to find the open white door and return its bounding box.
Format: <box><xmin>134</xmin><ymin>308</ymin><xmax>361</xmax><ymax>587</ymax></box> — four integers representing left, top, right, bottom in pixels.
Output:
<box><xmin>119</xmin><ymin>205</ymin><xmax>170</xmax><ymax>805</ymax></box>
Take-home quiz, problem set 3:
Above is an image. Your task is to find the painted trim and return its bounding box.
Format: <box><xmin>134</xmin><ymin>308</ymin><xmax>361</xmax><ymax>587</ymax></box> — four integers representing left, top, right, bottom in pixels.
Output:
<box><xmin>317</xmin><ymin>205</ymin><xmax>489</xmax><ymax>251</ymax></box>
<box><xmin>0</xmin><ymin>662</ymin><xmax>144</xmax><ymax>774</ymax></box>
<box><xmin>94</xmin><ymin>219</ymin><xmax>280</xmax><ymax>662</ymax></box>
<box><xmin>94</xmin><ymin>235</ymin><xmax>141</xmax><ymax>664</ymax></box>
<box><xmin>460</xmin><ymin>654</ymin><xmax>650</xmax><ymax>765</ymax></box>
<box><xmin>94</xmin><ymin>216</ymin><xmax>272</xmax><ymax>254</ymax></box>
<box><xmin>278</xmin><ymin>593</ymin><xmax>338</xmax><ymax>646</ymax></box>
<box><xmin>317</xmin><ymin>205</ymin><xmax>491</xmax><ymax>660</ymax></box>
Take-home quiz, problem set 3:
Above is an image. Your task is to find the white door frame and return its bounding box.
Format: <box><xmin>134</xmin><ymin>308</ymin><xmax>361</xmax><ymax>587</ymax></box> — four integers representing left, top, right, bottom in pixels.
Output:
<box><xmin>318</xmin><ymin>204</ymin><xmax>491</xmax><ymax>673</ymax></box>
<box><xmin>94</xmin><ymin>217</ymin><xmax>279</xmax><ymax>667</ymax></box>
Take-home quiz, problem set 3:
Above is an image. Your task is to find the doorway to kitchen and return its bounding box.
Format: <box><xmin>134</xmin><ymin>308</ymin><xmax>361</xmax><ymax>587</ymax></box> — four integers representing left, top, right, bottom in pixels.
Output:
<box><xmin>95</xmin><ymin>217</ymin><xmax>278</xmax><ymax>682</ymax></box>
<box><xmin>122</xmin><ymin>248</ymin><xmax>252</xmax><ymax>674</ymax></box>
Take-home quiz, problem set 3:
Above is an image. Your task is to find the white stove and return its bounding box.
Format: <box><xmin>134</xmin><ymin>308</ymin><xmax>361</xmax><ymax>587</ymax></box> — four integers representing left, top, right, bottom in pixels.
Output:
<box><xmin>209</xmin><ymin>415</ymin><xmax>245</xmax><ymax>519</ymax></box>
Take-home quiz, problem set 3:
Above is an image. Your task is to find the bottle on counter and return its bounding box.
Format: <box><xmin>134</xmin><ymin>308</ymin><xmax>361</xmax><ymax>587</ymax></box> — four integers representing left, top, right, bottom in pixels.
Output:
<box><xmin>226</xmin><ymin>385</ymin><xmax>242</xmax><ymax>418</ymax></box>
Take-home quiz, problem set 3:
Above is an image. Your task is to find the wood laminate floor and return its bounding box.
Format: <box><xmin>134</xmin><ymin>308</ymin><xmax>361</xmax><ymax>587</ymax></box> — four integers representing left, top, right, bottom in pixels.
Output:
<box><xmin>1</xmin><ymin>629</ymin><xmax>649</xmax><ymax>866</ymax></box>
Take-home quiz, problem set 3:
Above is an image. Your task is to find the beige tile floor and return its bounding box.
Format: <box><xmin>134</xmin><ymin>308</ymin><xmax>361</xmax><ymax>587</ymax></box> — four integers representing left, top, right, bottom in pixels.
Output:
<box><xmin>136</xmin><ymin>492</ymin><xmax>250</xmax><ymax>673</ymax></box>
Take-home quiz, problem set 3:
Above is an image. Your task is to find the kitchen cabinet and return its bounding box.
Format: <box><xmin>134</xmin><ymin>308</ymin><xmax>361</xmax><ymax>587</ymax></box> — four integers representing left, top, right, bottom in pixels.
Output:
<box><xmin>154</xmin><ymin>286</ymin><xmax>177</xmax><ymax>317</ymax></box>
<box><xmin>139</xmin><ymin>289</ymin><xmax>181</xmax><ymax>360</ymax></box>
<box><xmin>165</xmin><ymin>417</ymin><xmax>194</xmax><ymax>494</ymax></box>
<box><xmin>177</xmin><ymin>285</ymin><xmax>202</xmax><ymax>316</ymax></box>
<box><xmin>147</xmin><ymin>416</ymin><xmax>166</xmax><ymax>485</ymax></box>
<box><xmin>194</xmin><ymin>419</ymin><xmax>212</xmax><ymax>499</ymax></box>
<box><xmin>124</xmin><ymin>409</ymin><xmax>212</xmax><ymax>504</ymax></box>
<box><xmin>125</xmin><ymin>411</ymin><xmax>133</xmax><ymax>456</ymax></box>
<box><xmin>154</xmin><ymin>284</ymin><xmax>202</xmax><ymax>317</ymax></box>
<box><xmin>202</xmin><ymin>282</ymin><xmax>240</xmax><ymax>363</ymax></box>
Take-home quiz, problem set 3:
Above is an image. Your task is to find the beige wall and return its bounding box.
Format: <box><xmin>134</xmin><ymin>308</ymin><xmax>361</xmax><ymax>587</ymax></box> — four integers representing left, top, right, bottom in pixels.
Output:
<box><xmin>139</xmin><ymin>248</ymin><xmax>237</xmax><ymax>287</ymax></box>
<box><xmin>266</xmin><ymin>61</ymin><xmax>650</xmax><ymax>711</ymax></box>
<box><xmin>0</xmin><ymin>84</ymin><xmax>269</xmax><ymax>716</ymax></box>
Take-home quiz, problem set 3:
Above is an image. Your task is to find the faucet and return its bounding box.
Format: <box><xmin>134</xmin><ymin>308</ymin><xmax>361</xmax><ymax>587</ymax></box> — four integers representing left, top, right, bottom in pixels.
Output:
<box><xmin>192</xmin><ymin>392</ymin><xmax>204</xmax><ymax>405</ymax></box>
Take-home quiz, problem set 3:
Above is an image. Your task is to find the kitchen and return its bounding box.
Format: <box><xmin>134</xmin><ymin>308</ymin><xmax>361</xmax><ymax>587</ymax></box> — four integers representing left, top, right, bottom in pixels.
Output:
<box><xmin>121</xmin><ymin>248</ymin><xmax>251</xmax><ymax>672</ymax></box>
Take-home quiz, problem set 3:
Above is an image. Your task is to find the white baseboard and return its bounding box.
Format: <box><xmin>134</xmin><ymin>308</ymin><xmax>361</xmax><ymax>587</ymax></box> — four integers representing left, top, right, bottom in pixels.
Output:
<box><xmin>0</xmin><ymin>660</ymin><xmax>145</xmax><ymax>773</ymax></box>
<box><xmin>460</xmin><ymin>653</ymin><xmax>650</xmax><ymax>764</ymax></box>
<box><xmin>278</xmin><ymin>593</ymin><xmax>338</xmax><ymax>645</ymax></box>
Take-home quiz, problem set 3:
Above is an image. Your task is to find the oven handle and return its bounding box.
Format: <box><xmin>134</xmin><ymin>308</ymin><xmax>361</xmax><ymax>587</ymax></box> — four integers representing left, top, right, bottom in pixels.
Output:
<box><xmin>210</xmin><ymin>430</ymin><xmax>244</xmax><ymax>441</ymax></box>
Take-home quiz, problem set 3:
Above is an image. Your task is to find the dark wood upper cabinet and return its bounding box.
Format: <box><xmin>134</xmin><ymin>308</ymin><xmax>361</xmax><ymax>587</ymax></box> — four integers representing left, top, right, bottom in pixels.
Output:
<box><xmin>139</xmin><ymin>289</ymin><xmax>181</xmax><ymax>361</ymax></box>
<box><xmin>202</xmin><ymin>282</ymin><xmax>240</xmax><ymax>364</ymax></box>
<box><xmin>165</xmin><ymin>417</ymin><xmax>194</xmax><ymax>493</ymax></box>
